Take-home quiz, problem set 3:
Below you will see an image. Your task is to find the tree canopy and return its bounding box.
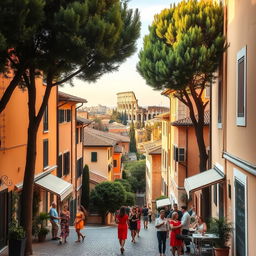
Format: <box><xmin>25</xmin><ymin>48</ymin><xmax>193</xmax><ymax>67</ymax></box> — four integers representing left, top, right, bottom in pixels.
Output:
<box><xmin>81</xmin><ymin>165</ymin><xmax>90</xmax><ymax>210</ymax></box>
<box><xmin>123</xmin><ymin>160</ymin><xmax>146</xmax><ymax>193</ymax></box>
<box><xmin>90</xmin><ymin>181</ymin><xmax>126</xmax><ymax>223</ymax></box>
<box><xmin>137</xmin><ymin>0</ymin><xmax>225</xmax><ymax>91</ymax></box>
<box><xmin>129</xmin><ymin>121</ymin><xmax>137</xmax><ymax>153</ymax></box>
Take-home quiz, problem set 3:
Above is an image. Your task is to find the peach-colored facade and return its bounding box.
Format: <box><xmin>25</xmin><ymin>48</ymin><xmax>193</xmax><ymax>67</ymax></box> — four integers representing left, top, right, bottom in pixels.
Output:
<box><xmin>211</xmin><ymin>1</ymin><xmax>256</xmax><ymax>255</ymax></box>
<box><xmin>113</xmin><ymin>152</ymin><xmax>122</xmax><ymax>180</ymax></box>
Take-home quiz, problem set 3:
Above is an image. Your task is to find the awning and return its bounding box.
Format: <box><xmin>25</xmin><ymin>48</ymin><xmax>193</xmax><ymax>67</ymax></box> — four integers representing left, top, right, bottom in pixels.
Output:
<box><xmin>184</xmin><ymin>168</ymin><xmax>225</xmax><ymax>196</ymax></box>
<box><xmin>156</xmin><ymin>198</ymin><xmax>171</xmax><ymax>209</ymax></box>
<box><xmin>35</xmin><ymin>174</ymin><xmax>73</xmax><ymax>201</ymax></box>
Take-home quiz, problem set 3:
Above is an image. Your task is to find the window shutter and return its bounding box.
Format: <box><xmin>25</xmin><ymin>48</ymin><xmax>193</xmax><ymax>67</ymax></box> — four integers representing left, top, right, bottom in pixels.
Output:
<box><xmin>178</xmin><ymin>148</ymin><xmax>185</xmax><ymax>162</ymax></box>
<box><xmin>57</xmin><ymin>154</ymin><xmax>62</xmax><ymax>177</ymax></box>
<box><xmin>43</xmin><ymin>139</ymin><xmax>49</xmax><ymax>168</ymax></box>
<box><xmin>76</xmin><ymin>128</ymin><xmax>79</xmax><ymax>144</ymax></box>
<box><xmin>66</xmin><ymin>109</ymin><xmax>71</xmax><ymax>122</ymax></box>
<box><xmin>237</xmin><ymin>57</ymin><xmax>245</xmax><ymax>118</ymax></box>
<box><xmin>91</xmin><ymin>152</ymin><xmax>97</xmax><ymax>162</ymax></box>
<box><xmin>43</xmin><ymin>105</ymin><xmax>48</xmax><ymax>131</ymax></box>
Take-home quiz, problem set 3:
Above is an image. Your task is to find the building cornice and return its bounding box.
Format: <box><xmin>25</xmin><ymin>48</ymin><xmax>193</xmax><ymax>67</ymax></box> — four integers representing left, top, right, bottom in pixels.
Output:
<box><xmin>223</xmin><ymin>152</ymin><xmax>256</xmax><ymax>176</ymax></box>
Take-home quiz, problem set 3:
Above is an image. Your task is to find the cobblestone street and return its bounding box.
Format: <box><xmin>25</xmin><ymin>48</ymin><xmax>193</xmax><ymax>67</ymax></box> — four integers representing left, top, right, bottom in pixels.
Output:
<box><xmin>3</xmin><ymin>223</ymin><xmax>178</xmax><ymax>256</ymax></box>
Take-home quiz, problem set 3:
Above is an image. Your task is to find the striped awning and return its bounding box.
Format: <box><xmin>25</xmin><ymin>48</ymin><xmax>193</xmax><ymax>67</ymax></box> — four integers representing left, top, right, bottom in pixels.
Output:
<box><xmin>184</xmin><ymin>168</ymin><xmax>225</xmax><ymax>196</ymax></box>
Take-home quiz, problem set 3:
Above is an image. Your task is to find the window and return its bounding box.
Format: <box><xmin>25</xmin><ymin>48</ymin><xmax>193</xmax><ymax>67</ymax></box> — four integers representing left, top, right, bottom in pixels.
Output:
<box><xmin>173</xmin><ymin>146</ymin><xmax>185</xmax><ymax>162</ymax></box>
<box><xmin>43</xmin><ymin>139</ymin><xmax>49</xmax><ymax>168</ymax></box>
<box><xmin>76</xmin><ymin>128</ymin><xmax>79</xmax><ymax>144</ymax></box>
<box><xmin>57</xmin><ymin>154</ymin><xmax>62</xmax><ymax>178</ymax></box>
<box><xmin>58</xmin><ymin>109</ymin><xmax>65</xmax><ymax>123</ymax></box>
<box><xmin>91</xmin><ymin>152</ymin><xmax>97</xmax><ymax>162</ymax></box>
<box><xmin>63</xmin><ymin>152</ymin><xmax>70</xmax><ymax>175</ymax></box>
<box><xmin>113</xmin><ymin>160</ymin><xmax>117</xmax><ymax>168</ymax></box>
<box><xmin>80</xmin><ymin>127</ymin><xmax>83</xmax><ymax>142</ymax></box>
<box><xmin>236</xmin><ymin>46</ymin><xmax>247</xmax><ymax>126</ymax></box>
<box><xmin>43</xmin><ymin>104</ymin><xmax>48</xmax><ymax>131</ymax></box>
<box><xmin>66</xmin><ymin>109</ymin><xmax>71</xmax><ymax>122</ymax></box>
<box><xmin>217</xmin><ymin>80</ymin><xmax>223</xmax><ymax>127</ymax></box>
<box><xmin>76</xmin><ymin>158</ymin><xmax>83</xmax><ymax>178</ymax></box>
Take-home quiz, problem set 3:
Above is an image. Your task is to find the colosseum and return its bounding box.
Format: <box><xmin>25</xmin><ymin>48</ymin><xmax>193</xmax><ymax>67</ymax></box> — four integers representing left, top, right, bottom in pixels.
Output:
<box><xmin>116</xmin><ymin>91</ymin><xmax>169</xmax><ymax>123</ymax></box>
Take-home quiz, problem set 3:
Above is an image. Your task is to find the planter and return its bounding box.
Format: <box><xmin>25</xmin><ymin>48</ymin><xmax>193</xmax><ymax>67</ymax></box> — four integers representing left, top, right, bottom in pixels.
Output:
<box><xmin>9</xmin><ymin>238</ymin><xmax>26</xmax><ymax>256</ymax></box>
<box><xmin>214</xmin><ymin>247</ymin><xmax>230</xmax><ymax>256</ymax></box>
<box><xmin>38</xmin><ymin>233</ymin><xmax>47</xmax><ymax>242</ymax></box>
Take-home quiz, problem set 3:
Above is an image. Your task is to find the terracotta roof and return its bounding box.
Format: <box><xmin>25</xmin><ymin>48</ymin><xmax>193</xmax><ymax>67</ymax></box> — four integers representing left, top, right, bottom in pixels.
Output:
<box><xmin>76</xmin><ymin>116</ymin><xmax>92</xmax><ymax>125</ymax></box>
<box><xmin>58</xmin><ymin>91</ymin><xmax>87</xmax><ymax>103</ymax></box>
<box><xmin>171</xmin><ymin>111</ymin><xmax>210</xmax><ymax>126</ymax></box>
<box><xmin>143</xmin><ymin>140</ymin><xmax>162</xmax><ymax>155</ymax></box>
<box><xmin>89</xmin><ymin>171</ymin><xmax>108</xmax><ymax>184</ymax></box>
<box><xmin>83</xmin><ymin>128</ymin><xmax>130</xmax><ymax>147</ymax></box>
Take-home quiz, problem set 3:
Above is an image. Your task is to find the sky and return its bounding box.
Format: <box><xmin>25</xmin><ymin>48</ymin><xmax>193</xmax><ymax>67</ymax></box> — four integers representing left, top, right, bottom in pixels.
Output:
<box><xmin>61</xmin><ymin>0</ymin><xmax>179</xmax><ymax>107</ymax></box>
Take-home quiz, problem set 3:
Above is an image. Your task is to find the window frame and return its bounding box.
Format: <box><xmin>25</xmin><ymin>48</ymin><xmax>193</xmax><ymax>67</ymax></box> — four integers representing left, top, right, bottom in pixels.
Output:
<box><xmin>236</xmin><ymin>46</ymin><xmax>247</xmax><ymax>126</ymax></box>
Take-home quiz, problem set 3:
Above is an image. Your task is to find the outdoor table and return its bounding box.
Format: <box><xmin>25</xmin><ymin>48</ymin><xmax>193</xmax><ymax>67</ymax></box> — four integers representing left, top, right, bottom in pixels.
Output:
<box><xmin>192</xmin><ymin>233</ymin><xmax>219</xmax><ymax>256</ymax></box>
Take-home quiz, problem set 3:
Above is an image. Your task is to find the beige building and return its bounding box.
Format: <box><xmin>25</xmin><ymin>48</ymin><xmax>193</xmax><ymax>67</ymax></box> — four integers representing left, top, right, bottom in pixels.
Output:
<box><xmin>117</xmin><ymin>91</ymin><xmax>169</xmax><ymax>123</ymax></box>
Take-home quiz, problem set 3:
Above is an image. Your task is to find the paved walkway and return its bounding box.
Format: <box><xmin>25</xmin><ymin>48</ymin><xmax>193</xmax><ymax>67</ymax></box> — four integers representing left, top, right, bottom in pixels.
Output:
<box><xmin>2</xmin><ymin>223</ymin><xmax>191</xmax><ymax>256</ymax></box>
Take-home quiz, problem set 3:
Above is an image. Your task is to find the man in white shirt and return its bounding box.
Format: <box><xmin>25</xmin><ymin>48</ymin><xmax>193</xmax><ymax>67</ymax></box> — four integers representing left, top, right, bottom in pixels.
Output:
<box><xmin>181</xmin><ymin>205</ymin><xmax>191</xmax><ymax>253</ymax></box>
<box><xmin>155</xmin><ymin>209</ymin><xmax>169</xmax><ymax>256</ymax></box>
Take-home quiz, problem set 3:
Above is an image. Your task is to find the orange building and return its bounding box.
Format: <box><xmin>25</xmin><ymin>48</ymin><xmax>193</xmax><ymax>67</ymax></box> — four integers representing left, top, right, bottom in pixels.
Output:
<box><xmin>143</xmin><ymin>140</ymin><xmax>162</xmax><ymax>210</ymax></box>
<box><xmin>0</xmin><ymin>74</ymin><xmax>59</xmax><ymax>252</ymax></box>
<box><xmin>57</xmin><ymin>91</ymin><xmax>87</xmax><ymax>221</ymax></box>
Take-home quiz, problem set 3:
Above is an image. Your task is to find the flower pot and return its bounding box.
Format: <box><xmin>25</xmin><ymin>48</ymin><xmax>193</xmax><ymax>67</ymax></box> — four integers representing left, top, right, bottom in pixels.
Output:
<box><xmin>9</xmin><ymin>238</ymin><xmax>26</xmax><ymax>256</ymax></box>
<box><xmin>38</xmin><ymin>233</ymin><xmax>46</xmax><ymax>242</ymax></box>
<box><xmin>214</xmin><ymin>247</ymin><xmax>230</xmax><ymax>256</ymax></box>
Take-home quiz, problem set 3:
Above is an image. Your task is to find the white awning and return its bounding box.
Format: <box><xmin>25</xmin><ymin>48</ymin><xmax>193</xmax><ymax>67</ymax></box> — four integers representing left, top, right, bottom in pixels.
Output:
<box><xmin>184</xmin><ymin>168</ymin><xmax>225</xmax><ymax>196</ymax></box>
<box><xmin>156</xmin><ymin>198</ymin><xmax>171</xmax><ymax>209</ymax></box>
<box><xmin>35</xmin><ymin>174</ymin><xmax>73</xmax><ymax>201</ymax></box>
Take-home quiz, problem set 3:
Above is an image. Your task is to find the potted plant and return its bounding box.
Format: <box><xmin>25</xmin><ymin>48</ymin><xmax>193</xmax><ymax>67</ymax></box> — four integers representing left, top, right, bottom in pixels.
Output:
<box><xmin>33</xmin><ymin>212</ymin><xmax>50</xmax><ymax>242</ymax></box>
<box><xmin>209</xmin><ymin>217</ymin><xmax>233</xmax><ymax>256</ymax></box>
<box><xmin>8</xmin><ymin>221</ymin><xmax>26</xmax><ymax>256</ymax></box>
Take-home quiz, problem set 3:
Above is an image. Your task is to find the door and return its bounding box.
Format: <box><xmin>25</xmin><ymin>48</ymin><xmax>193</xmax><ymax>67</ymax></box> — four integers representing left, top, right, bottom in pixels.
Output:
<box><xmin>235</xmin><ymin>179</ymin><xmax>246</xmax><ymax>256</ymax></box>
<box><xmin>0</xmin><ymin>189</ymin><xmax>8</xmax><ymax>250</ymax></box>
<box><xmin>218</xmin><ymin>183</ymin><xmax>224</xmax><ymax>218</ymax></box>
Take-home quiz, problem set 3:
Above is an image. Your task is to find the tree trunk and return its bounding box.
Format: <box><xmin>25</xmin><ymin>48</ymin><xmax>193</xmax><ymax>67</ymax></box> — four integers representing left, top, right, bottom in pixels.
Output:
<box><xmin>20</xmin><ymin>69</ymin><xmax>53</xmax><ymax>254</ymax></box>
<box><xmin>20</xmin><ymin>121</ymin><xmax>38</xmax><ymax>255</ymax></box>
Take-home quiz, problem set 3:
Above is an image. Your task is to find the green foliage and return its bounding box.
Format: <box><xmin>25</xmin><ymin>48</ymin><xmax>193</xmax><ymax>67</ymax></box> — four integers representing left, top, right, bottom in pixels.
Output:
<box><xmin>93</xmin><ymin>118</ymin><xmax>105</xmax><ymax>131</ymax></box>
<box><xmin>81</xmin><ymin>165</ymin><xmax>90</xmax><ymax>210</ymax></box>
<box><xmin>124</xmin><ymin>160</ymin><xmax>146</xmax><ymax>193</ymax></box>
<box><xmin>209</xmin><ymin>217</ymin><xmax>233</xmax><ymax>248</ymax></box>
<box><xmin>114</xmin><ymin>178</ymin><xmax>132</xmax><ymax>192</ymax></box>
<box><xmin>90</xmin><ymin>181</ymin><xmax>126</xmax><ymax>221</ymax></box>
<box><xmin>122</xmin><ymin>170</ymin><xmax>127</xmax><ymax>179</ymax></box>
<box><xmin>137</xmin><ymin>0</ymin><xmax>225</xmax><ymax>91</ymax></box>
<box><xmin>32</xmin><ymin>212</ymin><xmax>50</xmax><ymax>237</ymax></box>
<box><xmin>129</xmin><ymin>121</ymin><xmax>137</xmax><ymax>153</ymax></box>
<box><xmin>9</xmin><ymin>221</ymin><xmax>26</xmax><ymax>240</ymax></box>
<box><xmin>125</xmin><ymin>192</ymin><xmax>135</xmax><ymax>206</ymax></box>
<box><xmin>110</xmin><ymin>109</ymin><xmax>122</xmax><ymax>123</ymax></box>
<box><xmin>156</xmin><ymin>195</ymin><xmax>168</xmax><ymax>201</ymax></box>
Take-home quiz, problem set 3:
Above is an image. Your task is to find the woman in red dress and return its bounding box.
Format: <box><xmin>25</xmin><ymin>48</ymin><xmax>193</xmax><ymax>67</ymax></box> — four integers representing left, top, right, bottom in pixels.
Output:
<box><xmin>169</xmin><ymin>212</ymin><xmax>183</xmax><ymax>256</ymax></box>
<box><xmin>116</xmin><ymin>206</ymin><xmax>129</xmax><ymax>254</ymax></box>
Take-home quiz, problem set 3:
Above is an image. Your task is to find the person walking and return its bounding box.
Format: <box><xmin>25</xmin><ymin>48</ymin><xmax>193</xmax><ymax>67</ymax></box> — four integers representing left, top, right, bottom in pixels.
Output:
<box><xmin>142</xmin><ymin>205</ymin><xmax>149</xmax><ymax>229</ymax></box>
<box><xmin>129</xmin><ymin>207</ymin><xmax>138</xmax><ymax>243</ymax></box>
<box><xmin>181</xmin><ymin>205</ymin><xmax>191</xmax><ymax>254</ymax></box>
<box><xmin>136</xmin><ymin>206</ymin><xmax>141</xmax><ymax>237</ymax></box>
<box><xmin>169</xmin><ymin>212</ymin><xmax>183</xmax><ymax>256</ymax></box>
<box><xmin>168</xmin><ymin>203</ymin><xmax>183</xmax><ymax>221</ymax></box>
<box><xmin>155</xmin><ymin>209</ymin><xmax>169</xmax><ymax>256</ymax></box>
<box><xmin>74</xmin><ymin>206</ymin><xmax>86</xmax><ymax>242</ymax></box>
<box><xmin>49</xmin><ymin>202</ymin><xmax>60</xmax><ymax>240</ymax></box>
<box><xmin>148</xmin><ymin>206</ymin><xmax>152</xmax><ymax>223</ymax></box>
<box><xmin>59</xmin><ymin>205</ymin><xmax>70</xmax><ymax>244</ymax></box>
<box><xmin>116</xmin><ymin>206</ymin><xmax>129</xmax><ymax>254</ymax></box>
